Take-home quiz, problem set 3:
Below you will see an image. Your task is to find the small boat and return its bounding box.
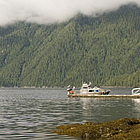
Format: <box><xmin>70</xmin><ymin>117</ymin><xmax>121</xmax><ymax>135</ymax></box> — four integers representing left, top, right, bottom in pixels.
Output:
<box><xmin>132</xmin><ymin>88</ymin><xmax>140</xmax><ymax>95</ymax></box>
<box><xmin>67</xmin><ymin>82</ymin><xmax>110</xmax><ymax>96</ymax></box>
<box><xmin>79</xmin><ymin>82</ymin><xmax>110</xmax><ymax>95</ymax></box>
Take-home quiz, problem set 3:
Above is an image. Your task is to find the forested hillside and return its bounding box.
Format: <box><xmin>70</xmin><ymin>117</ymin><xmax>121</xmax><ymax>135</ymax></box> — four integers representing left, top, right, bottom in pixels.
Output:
<box><xmin>0</xmin><ymin>4</ymin><xmax>140</xmax><ymax>87</ymax></box>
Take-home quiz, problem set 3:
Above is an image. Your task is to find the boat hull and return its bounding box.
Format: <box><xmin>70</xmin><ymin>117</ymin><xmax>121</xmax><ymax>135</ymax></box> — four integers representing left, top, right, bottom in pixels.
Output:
<box><xmin>132</xmin><ymin>88</ymin><xmax>140</xmax><ymax>95</ymax></box>
<box><xmin>79</xmin><ymin>90</ymin><xmax>110</xmax><ymax>95</ymax></box>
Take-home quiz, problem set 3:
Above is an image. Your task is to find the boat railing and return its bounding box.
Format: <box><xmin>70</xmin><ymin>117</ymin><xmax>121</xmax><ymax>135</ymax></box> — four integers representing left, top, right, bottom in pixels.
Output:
<box><xmin>132</xmin><ymin>88</ymin><xmax>140</xmax><ymax>95</ymax></box>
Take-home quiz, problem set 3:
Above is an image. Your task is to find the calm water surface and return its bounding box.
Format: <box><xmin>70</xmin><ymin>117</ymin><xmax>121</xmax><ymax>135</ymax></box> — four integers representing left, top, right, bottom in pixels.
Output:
<box><xmin>0</xmin><ymin>87</ymin><xmax>140</xmax><ymax>140</ymax></box>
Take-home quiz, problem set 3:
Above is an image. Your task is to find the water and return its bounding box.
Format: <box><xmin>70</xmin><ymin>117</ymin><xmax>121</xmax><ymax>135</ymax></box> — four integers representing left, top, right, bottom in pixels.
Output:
<box><xmin>0</xmin><ymin>87</ymin><xmax>140</xmax><ymax>140</ymax></box>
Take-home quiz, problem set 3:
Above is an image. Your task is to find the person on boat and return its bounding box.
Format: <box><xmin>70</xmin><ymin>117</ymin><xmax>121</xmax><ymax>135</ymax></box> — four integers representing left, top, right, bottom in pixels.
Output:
<box><xmin>69</xmin><ymin>87</ymin><xmax>75</xmax><ymax>94</ymax></box>
<box><xmin>67</xmin><ymin>85</ymin><xmax>75</xmax><ymax>95</ymax></box>
<box><xmin>69</xmin><ymin>90</ymin><xmax>74</xmax><ymax>94</ymax></box>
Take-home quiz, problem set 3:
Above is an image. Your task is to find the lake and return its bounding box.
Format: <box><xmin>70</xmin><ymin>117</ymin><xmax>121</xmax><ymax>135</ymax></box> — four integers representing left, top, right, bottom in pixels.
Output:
<box><xmin>0</xmin><ymin>87</ymin><xmax>140</xmax><ymax>140</ymax></box>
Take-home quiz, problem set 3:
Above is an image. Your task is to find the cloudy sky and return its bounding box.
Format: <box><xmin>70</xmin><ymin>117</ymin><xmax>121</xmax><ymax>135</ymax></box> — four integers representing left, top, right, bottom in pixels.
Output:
<box><xmin>0</xmin><ymin>0</ymin><xmax>140</xmax><ymax>26</ymax></box>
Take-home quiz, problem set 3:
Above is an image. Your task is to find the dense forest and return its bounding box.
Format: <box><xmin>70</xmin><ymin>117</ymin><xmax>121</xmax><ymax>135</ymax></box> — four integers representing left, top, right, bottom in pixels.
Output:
<box><xmin>0</xmin><ymin>4</ymin><xmax>140</xmax><ymax>87</ymax></box>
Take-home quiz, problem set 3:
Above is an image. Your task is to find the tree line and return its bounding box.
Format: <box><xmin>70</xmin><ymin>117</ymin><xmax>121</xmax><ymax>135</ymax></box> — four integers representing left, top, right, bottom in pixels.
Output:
<box><xmin>0</xmin><ymin>4</ymin><xmax>140</xmax><ymax>87</ymax></box>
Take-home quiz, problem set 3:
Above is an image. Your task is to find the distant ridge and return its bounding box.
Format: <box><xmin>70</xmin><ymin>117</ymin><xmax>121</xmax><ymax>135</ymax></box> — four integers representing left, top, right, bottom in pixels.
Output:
<box><xmin>0</xmin><ymin>4</ymin><xmax>140</xmax><ymax>87</ymax></box>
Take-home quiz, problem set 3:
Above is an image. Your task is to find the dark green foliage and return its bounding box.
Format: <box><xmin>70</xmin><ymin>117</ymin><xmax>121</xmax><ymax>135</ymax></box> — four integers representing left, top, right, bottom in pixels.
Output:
<box><xmin>0</xmin><ymin>4</ymin><xmax>140</xmax><ymax>87</ymax></box>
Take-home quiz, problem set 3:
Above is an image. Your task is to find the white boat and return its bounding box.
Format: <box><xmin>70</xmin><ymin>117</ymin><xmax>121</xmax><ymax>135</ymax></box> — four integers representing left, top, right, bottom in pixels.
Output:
<box><xmin>132</xmin><ymin>88</ymin><xmax>140</xmax><ymax>95</ymax></box>
<box><xmin>80</xmin><ymin>82</ymin><xmax>110</xmax><ymax>95</ymax></box>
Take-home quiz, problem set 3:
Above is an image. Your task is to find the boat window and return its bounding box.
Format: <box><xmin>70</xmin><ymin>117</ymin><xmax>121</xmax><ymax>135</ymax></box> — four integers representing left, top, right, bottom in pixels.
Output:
<box><xmin>89</xmin><ymin>90</ymin><xmax>94</xmax><ymax>92</ymax></box>
<box><xmin>83</xmin><ymin>87</ymin><xmax>88</xmax><ymax>89</ymax></box>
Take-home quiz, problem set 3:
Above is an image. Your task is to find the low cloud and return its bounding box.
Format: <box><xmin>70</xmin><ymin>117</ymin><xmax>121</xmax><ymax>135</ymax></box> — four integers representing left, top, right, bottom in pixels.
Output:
<box><xmin>0</xmin><ymin>0</ymin><xmax>140</xmax><ymax>26</ymax></box>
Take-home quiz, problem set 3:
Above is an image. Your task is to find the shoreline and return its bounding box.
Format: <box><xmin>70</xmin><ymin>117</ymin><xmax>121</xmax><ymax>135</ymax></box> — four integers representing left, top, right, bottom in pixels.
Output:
<box><xmin>53</xmin><ymin>118</ymin><xmax>140</xmax><ymax>140</ymax></box>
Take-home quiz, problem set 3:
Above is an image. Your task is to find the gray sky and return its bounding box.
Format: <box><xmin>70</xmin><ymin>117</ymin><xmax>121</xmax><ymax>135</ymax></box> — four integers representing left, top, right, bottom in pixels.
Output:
<box><xmin>0</xmin><ymin>0</ymin><xmax>140</xmax><ymax>26</ymax></box>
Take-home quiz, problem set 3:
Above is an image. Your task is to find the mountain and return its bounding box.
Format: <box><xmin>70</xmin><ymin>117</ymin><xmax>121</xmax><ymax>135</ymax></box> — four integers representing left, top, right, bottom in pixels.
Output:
<box><xmin>0</xmin><ymin>4</ymin><xmax>140</xmax><ymax>87</ymax></box>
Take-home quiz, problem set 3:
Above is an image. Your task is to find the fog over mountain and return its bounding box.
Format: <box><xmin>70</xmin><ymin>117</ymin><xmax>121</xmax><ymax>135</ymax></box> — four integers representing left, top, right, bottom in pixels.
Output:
<box><xmin>0</xmin><ymin>0</ymin><xmax>140</xmax><ymax>26</ymax></box>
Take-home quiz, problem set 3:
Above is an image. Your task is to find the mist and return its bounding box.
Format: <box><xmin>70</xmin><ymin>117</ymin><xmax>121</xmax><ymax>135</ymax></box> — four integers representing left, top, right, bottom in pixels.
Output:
<box><xmin>0</xmin><ymin>0</ymin><xmax>140</xmax><ymax>26</ymax></box>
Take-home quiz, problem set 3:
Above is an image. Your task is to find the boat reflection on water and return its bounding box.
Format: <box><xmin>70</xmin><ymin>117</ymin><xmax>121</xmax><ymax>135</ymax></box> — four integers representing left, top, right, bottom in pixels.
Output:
<box><xmin>132</xmin><ymin>99</ymin><xmax>140</xmax><ymax>109</ymax></box>
<box><xmin>131</xmin><ymin>87</ymin><xmax>140</xmax><ymax>113</ymax></box>
<box><xmin>79</xmin><ymin>98</ymin><xmax>114</xmax><ymax>122</ymax></box>
<box><xmin>79</xmin><ymin>96</ymin><xmax>140</xmax><ymax>123</ymax></box>
<box><xmin>133</xmin><ymin>99</ymin><xmax>140</xmax><ymax>104</ymax></box>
